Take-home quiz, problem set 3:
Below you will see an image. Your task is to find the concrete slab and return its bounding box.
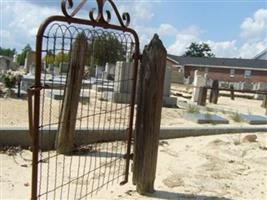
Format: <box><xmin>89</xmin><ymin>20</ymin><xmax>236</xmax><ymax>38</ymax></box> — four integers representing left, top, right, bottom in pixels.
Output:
<box><xmin>102</xmin><ymin>91</ymin><xmax>177</xmax><ymax>107</ymax></box>
<box><xmin>2</xmin><ymin>126</ymin><xmax>267</xmax><ymax>150</ymax></box>
<box><xmin>92</xmin><ymin>84</ymin><xmax>114</xmax><ymax>92</ymax></box>
<box><xmin>46</xmin><ymin>90</ymin><xmax>90</xmax><ymax>101</ymax></box>
<box><xmin>184</xmin><ymin>113</ymin><xmax>229</xmax><ymax>124</ymax></box>
<box><xmin>240</xmin><ymin>114</ymin><xmax>267</xmax><ymax>125</ymax></box>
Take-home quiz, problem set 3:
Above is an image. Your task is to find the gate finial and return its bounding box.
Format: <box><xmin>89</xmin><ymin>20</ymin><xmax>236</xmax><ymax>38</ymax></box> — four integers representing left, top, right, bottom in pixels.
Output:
<box><xmin>61</xmin><ymin>0</ymin><xmax>130</xmax><ymax>28</ymax></box>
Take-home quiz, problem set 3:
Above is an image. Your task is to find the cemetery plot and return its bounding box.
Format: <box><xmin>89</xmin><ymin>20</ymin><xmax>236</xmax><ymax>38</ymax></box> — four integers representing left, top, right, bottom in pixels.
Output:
<box><xmin>240</xmin><ymin>114</ymin><xmax>267</xmax><ymax>125</ymax></box>
<box><xmin>184</xmin><ymin>112</ymin><xmax>229</xmax><ymax>124</ymax></box>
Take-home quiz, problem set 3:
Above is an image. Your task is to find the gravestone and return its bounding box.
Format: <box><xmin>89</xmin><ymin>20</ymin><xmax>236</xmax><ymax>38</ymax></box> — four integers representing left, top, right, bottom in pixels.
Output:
<box><xmin>95</xmin><ymin>65</ymin><xmax>104</xmax><ymax>79</ymax></box>
<box><xmin>241</xmin><ymin>82</ymin><xmax>253</xmax><ymax>91</ymax></box>
<box><xmin>59</xmin><ymin>63</ymin><xmax>69</xmax><ymax>74</ymax></box>
<box><xmin>24</xmin><ymin>51</ymin><xmax>36</xmax><ymax>73</ymax></box>
<box><xmin>103</xmin><ymin>63</ymin><xmax>115</xmax><ymax>79</ymax></box>
<box><xmin>240</xmin><ymin>114</ymin><xmax>267</xmax><ymax>125</ymax></box>
<box><xmin>46</xmin><ymin>89</ymin><xmax>90</xmax><ymax>101</ymax></box>
<box><xmin>192</xmin><ymin>70</ymin><xmax>207</xmax><ymax>102</ymax></box>
<box><xmin>254</xmin><ymin>82</ymin><xmax>267</xmax><ymax>100</ymax></box>
<box><xmin>103</xmin><ymin>61</ymin><xmax>177</xmax><ymax>107</ymax></box>
<box><xmin>21</xmin><ymin>74</ymin><xmax>35</xmax><ymax>91</ymax></box>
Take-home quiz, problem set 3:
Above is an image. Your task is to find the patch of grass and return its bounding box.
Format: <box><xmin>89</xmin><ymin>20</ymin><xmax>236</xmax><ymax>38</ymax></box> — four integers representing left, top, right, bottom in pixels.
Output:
<box><xmin>206</xmin><ymin>107</ymin><xmax>214</xmax><ymax>112</ymax></box>
<box><xmin>186</xmin><ymin>104</ymin><xmax>200</xmax><ymax>113</ymax></box>
<box><xmin>230</xmin><ymin>112</ymin><xmax>243</xmax><ymax>123</ymax></box>
<box><xmin>205</xmin><ymin>112</ymin><xmax>218</xmax><ymax>125</ymax></box>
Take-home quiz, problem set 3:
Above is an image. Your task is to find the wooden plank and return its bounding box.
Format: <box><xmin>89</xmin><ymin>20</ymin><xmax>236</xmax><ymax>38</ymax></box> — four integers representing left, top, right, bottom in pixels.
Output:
<box><xmin>56</xmin><ymin>33</ymin><xmax>87</xmax><ymax>154</ymax></box>
<box><xmin>133</xmin><ymin>34</ymin><xmax>167</xmax><ymax>194</ymax></box>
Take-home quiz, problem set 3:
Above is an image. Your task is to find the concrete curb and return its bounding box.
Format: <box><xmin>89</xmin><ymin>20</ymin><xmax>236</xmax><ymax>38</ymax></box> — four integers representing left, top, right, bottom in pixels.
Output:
<box><xmin>1</xmin><ymin>126</ymin><xmax>267</xmax><ymax>150</ymax></box>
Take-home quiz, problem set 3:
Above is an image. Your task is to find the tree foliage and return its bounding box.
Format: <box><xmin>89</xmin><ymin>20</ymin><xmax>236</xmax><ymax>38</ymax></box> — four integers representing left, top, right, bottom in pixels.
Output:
<box><xmin>42</xmin><ymin>34</ymin><xmax>126</xmax><ymax>69</ymax></box>
<box><xmin>87</xmin><ymin>34</ymin><xmax>126</xmax><ymax>66</ymax></box>
<box><xmin>16</xmin><ymin>44</ymin><xmax>32</xmax><ymax>65</ymax></box>
<box><xmin>184</xmin><ymin>42</ymin><xmax>215</xmax><ymax>57</ymax></box>
<box><xmin>43</xmin><ymin>50</ymin><xmax>55</xmax><ymax>65</ymax></box>
<box><xmin>55</xmin><ymin>52</ymin><xmax>69</xmax><ymax>65</ymax></box>
<box><xmin>0</xmin><ymin>47</ymin><xmax>16</xmax><ymax>58</ymax></box>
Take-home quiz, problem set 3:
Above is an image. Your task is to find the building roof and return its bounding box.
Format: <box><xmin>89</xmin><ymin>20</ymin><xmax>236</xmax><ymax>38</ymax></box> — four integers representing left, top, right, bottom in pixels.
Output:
<box><xmin>254</xmin><ymin>49</ymin><xmax>267</xmax><ymax>60</ymax></box>
<box><xmin>167</xmin><ymin>54</ymin><xmax>267</xmax><ymax>71</ymax></box>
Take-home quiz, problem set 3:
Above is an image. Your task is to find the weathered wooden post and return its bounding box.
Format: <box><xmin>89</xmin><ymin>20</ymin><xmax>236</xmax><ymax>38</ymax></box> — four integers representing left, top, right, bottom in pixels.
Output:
<box><xmin>133</xmin><ymin>34</ymin><xmax>166</xmax><ymax>194</ymax></box>
<box><xmin>210</xmin><ymin>80</ymin><xmax>219</xmax><ymax>104</ymax></box>
<box><xmin>56</xmin><ymin>33</ymin><xmax>87</xmax><ymax>154</ymax></box>
<box><xmin>197</xmin><ymin>87</ymin><xmax>207</xmax><ymax>106</ymax></box>
<box><xmin>262</xmin><ymin>94</ymin><xmax>267</xmax><ymax>115</ymax></box>
<box><xmin>262</xmin><ymin>94</ymin><xmax>267</xmax><ymax>108</ymax></box>
<box><xmin>16</xmin><ymin>75</ymin><xmax>22</xmax><ymax>98</ymax></box>
<box><xmin>230</xmin><ymin>84</ymin><xmax>235</xmax><ymax>100</ymax></box>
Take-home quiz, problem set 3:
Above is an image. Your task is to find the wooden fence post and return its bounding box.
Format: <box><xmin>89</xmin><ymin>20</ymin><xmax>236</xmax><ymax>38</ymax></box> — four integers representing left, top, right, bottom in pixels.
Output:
<box><xmin>210</xmin><ymin>80</ymin><xmax>219</xmax><ymax>104</ymax></box>
<box><xmin>230</xmin><ymin>85</ymin><xmax>235</xmax><ymax>100</ymax></box>
<box><xmin>262</xmin><ymin>94</ymin><xmax>267</xmax><ymax>115</ymax></box>
<box><xmin>133</xmin><ymin>34</ymin><xmax>166</xmax><ymax>194</ymax></box>
<box><xmin>197</xmin><ymin>87</ymin><xmax>207</xmax><ymax>106</ymax></box>
<box><xmin>56</xmin><ymin>33</ymin><xmax>87</xmax><ymax>154</ymax></box>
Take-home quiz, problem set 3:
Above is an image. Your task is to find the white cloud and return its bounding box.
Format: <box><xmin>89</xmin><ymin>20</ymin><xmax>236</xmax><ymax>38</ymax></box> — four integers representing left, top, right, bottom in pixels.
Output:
<box><xmin>2</xmin><ymin>2</ymin><xmax>266</xmax><ymax>59</ymax></box>
<box><xmin>158</xmin><ymin>24</ymin><xmax>177</xmax><ymax>36</ymax></box>
<box><xmin>206</xmin><ymin>40</ymin><xmax>239</xmax><ymax>58</ymax></box>
<box><xmin>240</xmin><ymin>9</ymin><xmax>267</xmax><ymax>39</ymax></box>
<box><xmin>167</xmin><ymin>8</ymin><xmax>267</xmax><ymax>59</ymax></box>
<box><xmin>167</xmin><ymin>26</ymin><xmax>201</xmax><ymax>55</ymax></box>
<box><xmin>239</xmin><ymin>39</ymin><xmax>267</xmax><ymax>58</ymax></box>
<box><xmin>2</xmin><ymin>1</ymin><xmax>59</xmax><ymax>51</ymax></box>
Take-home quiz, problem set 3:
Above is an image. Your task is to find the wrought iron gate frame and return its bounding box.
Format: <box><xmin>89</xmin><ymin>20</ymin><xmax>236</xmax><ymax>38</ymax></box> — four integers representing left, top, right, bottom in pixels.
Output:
<box><xmin>28</xmin><ymin>0</ymin><xmax>140</xmax><ymax>199</ymax></box>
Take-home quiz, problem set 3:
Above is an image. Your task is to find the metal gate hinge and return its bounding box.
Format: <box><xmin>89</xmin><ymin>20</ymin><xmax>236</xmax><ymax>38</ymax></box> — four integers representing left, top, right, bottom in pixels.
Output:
<box><xmin>123</xmin><ymin>153</ymin><xmax>133</xmax><ymax>160</ymax></box>
<box><xmin>29</xmin><ymin>85</ymin><xmax>45</xmax><ymax>93</ymax></box>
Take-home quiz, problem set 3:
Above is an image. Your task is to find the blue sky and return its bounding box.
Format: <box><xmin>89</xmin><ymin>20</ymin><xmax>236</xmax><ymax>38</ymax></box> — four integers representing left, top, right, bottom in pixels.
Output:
<box><xmin>1</xmin><ymin>0</ymin><xmax>267</xmax><ymax>58</ymax></box>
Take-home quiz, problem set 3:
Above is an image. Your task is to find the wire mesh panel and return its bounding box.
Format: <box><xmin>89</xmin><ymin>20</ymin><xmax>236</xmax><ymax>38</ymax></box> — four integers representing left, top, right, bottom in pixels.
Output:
<box><xmin>33</xmin><ymin>23</ymin><xmax>137</xmax><ymax>199</ymax></box>
<box><xmin>29</xmin><ymin>1</ymin><xmax>140</xmax><ymax>199</ymax></box>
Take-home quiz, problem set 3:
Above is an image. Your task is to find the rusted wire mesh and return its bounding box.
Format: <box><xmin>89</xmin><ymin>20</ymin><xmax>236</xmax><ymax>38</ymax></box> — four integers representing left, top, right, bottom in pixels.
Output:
<box><xmin>36</xmin><ymin>22</ymin><xmax>136</xmax><ymax>199</ymax></box>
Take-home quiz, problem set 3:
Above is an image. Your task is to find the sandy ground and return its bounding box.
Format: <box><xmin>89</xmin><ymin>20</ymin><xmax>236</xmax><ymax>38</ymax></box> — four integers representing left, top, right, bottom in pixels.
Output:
<box><xmin>0</xmin><ymin>91</ymin><xmax>266</xmax><ymax>128</ymax></box>
<box><xmin>1</xmin><ymin>133</ymin><xmax>267</xmax><ymax>200</ymax></box>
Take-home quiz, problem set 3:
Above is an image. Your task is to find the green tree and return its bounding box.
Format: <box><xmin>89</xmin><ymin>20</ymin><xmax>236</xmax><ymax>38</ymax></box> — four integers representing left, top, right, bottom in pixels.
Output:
<box><xmin>16</xmin><ymin>44</ymin><xmax>32</xmax><ymax>65</ymax></box>
<box><xmin>43</xmin><ymin>50</ymin><xmax>55</xmax><ymax>65</ymax></box>
<box><xmin>0</xmin><ymin>47</ymin><xmax>16</xmax><ymax>58</ymax></box>
<box><xmin>55</xmin><ymin>52</ymin><xmax>69</xmax><ymax>66</ymax></box>
<box><xmin>184</xmin><ymin>42</ymin><xmax>215</xmax><ymax>57</ymax></box>
<box><xmin>87</xmin><ymin>34</ymin><xmax>126</xmax><ymax>66</ymax></box>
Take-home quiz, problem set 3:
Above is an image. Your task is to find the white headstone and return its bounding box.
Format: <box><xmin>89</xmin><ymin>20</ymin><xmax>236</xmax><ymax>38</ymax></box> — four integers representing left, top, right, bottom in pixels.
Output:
<box><xmin>24</xmin><ymin>51</ymin><xmax>36</xmax><ymax>73</ymax></box>
<box><xmin>192</xmin><ymin>70</ymin><xmax>207</xmax><ymax>102</ymax></box>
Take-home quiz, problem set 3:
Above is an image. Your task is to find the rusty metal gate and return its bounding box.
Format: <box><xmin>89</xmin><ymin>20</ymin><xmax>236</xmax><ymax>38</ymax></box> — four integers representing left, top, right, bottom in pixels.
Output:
<box><xmin>28</xmin><ymin>0</ymin><xmax>140</xmax><ymax>199</ymax></box>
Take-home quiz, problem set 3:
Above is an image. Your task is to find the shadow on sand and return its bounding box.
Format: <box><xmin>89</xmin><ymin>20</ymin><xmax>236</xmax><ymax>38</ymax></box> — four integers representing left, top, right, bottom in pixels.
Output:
<box><xmin>145</xmin><ymin>190</ymin><xmax>233</xmax><ymax>200</ymax></box>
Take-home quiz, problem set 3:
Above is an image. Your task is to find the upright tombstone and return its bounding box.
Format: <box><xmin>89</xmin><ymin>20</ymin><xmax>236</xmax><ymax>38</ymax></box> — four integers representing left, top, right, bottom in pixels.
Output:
<box><xmin>95</xmin><ymin>65</ymin><xmax>104</xmax><ymax>79</ymax></box>
<box><xmin>254</xmin><ymin>82</ymin><xmax>267</xmax><ymax>100</ymax></box>
<box><xmin>59</xmin><ymin>63</ymin><xmax>69</xmax><ymax>75</ymax></box>
<box><xmin>103</xmin><ymin>63</ymin><xmax>115</xmax><ymax>80</ymax></box>
<box><xmin>191</xmin><ymin>70</ymin><xmax>207</xmax><ymax>103</ymax></box>
<box><xmin>103</xmin><ymin>61</ymin><xmax>177</xmax><ymax>107</ymax></box>
<box><xmin>114</xmin><ymin>61</ymin><xmax>132</xmax><ymax>94</ymax></box>
<box><xmin>24</xmin><ymin>51</ymin><xmax>36</xmax><ymax>73</ymax></box>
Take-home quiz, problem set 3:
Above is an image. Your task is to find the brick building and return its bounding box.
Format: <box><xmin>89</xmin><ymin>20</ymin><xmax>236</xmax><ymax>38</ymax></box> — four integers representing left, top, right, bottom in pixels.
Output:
<box><xmin>167</xmin><ymin>55</ymin><xmax>267</xmax><ymax>84</ymax></box>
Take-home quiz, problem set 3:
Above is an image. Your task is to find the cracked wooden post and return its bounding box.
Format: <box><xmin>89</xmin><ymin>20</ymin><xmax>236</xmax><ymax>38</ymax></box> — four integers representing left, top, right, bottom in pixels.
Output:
<box><xmin>210</xmin><ymin>80</ymin><xmax>219</xmax><ymax>104</ymax></box>
<box><xmin>133</xmin><ymin>34</ymin><xmax>166</xmax><ymax>194</ymax></box>
<box><xmin>230</xmin><ymin>84</ymin><xmax>235</xmax><ymax>100</ymax></box>
<box><xmin>56</xmin><ymin>33</ymin><xmax>87</xmax><ymax>154</ymax></box>
<box><xmin>262</xmin><ymin>94</ymin><xmax>267</xmax><ymax>115</ymax></box>
<box><xmin>197</xmin><ymin>87</ymin><xmax>207</xmax><ymax>106</ymax></box>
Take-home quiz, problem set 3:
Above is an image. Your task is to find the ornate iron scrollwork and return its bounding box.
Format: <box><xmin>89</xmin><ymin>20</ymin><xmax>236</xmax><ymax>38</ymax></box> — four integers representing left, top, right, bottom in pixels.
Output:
<box><xmin>61</xmin><ymin>0</ymin><xmax>130</xmax><ymax>27</ymax></box>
